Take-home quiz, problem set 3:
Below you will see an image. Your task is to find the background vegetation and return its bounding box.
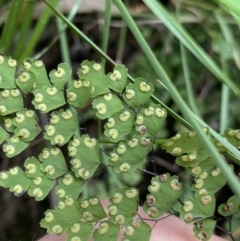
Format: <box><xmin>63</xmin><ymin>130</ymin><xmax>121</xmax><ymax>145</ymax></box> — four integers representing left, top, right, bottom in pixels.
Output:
<box><xmin>0</xmin><ymin>0</ymin><xmax>240</xmax><ymax>240</ymax></box>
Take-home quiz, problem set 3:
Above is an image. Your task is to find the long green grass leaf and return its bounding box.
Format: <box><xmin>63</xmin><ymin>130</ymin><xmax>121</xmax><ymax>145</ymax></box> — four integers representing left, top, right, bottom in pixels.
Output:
<box><xmin>0</xmin><ymin>0</ymin><xmax>25</xmax><ymax>54</ymax></box>
<box><xmin>214</xmin><ymin>0</ymin><xmax>240</xmax><ymax>16</ymax></box>
<box><xmin>33</xmin><ymin>0</ymin><xmax>83</xmax><ymax>60</ymax></box>
<box><xmin>215</xmin><ymin>12</ymin><xmax>240</xmax><ymax>69</ymax></box>
<box><xmin>19</xmin><ymin>0</ymin><xmax>58</xmax><ymax>62</ymax></box>
<box><xmin>14</xmin><ymin>1</ymin><xmax>36</xmax><ymax>60</ymax></box>
<box><xmin>142</xmin><ymin>0</ymin><xmax>240</xmax><ymax>97</ymax></box>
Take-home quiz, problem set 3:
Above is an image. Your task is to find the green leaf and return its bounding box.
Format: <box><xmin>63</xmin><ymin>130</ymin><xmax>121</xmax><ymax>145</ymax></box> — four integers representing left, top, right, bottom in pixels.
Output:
<box><xmin>143</xmin><ymin>174</ymin><xmax>184</xmax><ymax>219</ymax></box>
<box><xmin>162</xmin><ymin>130</ymin><xmax>205</xmax><ymax>157</ymax></box>
<box><xmin>193</xmin><ymin>219</ymin><xmax>216</xmax><ymax>241</ymax></box>
<box><xmin>68</xmin><ymin>134</ymin><xmax>101</xmax><ymax>180</ymax></box>
<box><xmin>55</xmin><ymin>172</ymin><xmax>85</xmax><ymax>200</ymax></box>
<box><xmin>0</xmin><ymin>126</ymin><xmax>8</xmax><ymax>144</ymax></box>
<box><xmin>3</xmin><ymin>116</ymin><xmax>15</xmax><ymax>132</ymax></box>
<box><xmin>78</xmin><ymin>197</ymin><xmax>107</xmax><ymax>222</ymax></box>
<box><xmin>66</xmin><ymin>221</ymin><xmax>93</xmax><ymax>241</ymax></box>
<box><xmin>104</xmin><ymin>108</ymin><xmax>136</xmax><ymax>142</ymax></box>
<box><xmin>66</xmin><ymin>79</ymin><xmax>92</xmax><ymax>108</ymax></box>
<box><xmin>197</xmin><ymin>158</ymin><xmax>216</xmax><ymax>173</ymax></box>
<box><xmin>179</xmin><ymin>194</ymin><xmax>216</xmax><ymax>224</ymax></box>
<box><xmin>15</xmin><ymin>71</ymin><xmax>35</xmax><ymax>94</ymax></box>
<box><xmin>92</xmin><ymin>221</ymin><xmax>120</xmax><ymax>241</ymax></box>
<box><xmin>0</xmin><ymin>55</ymin><xmax>17</xmax><ymax>89</ymax></box>
<box><xmin>123</xmin><ymin>78</ymin><xmax>154</xmax><ymax>108</ymax></box>
<box><xmin>92</xmin><ymin>93</ymin><xmax>124</xmax><ymax>120</ymax></box>
<box><xmin>109</xmin><ymin>136</ymin><xmax>152</xmax><ymax>174</ymax></box>
<box><xmin>32</xmin><ymin>85</ymin><xmax>66</xmax><ymax>113</ymax></box>
<box><xmin>192</xmin><ymin>166</ymin><xmax>230</xmax><ymax>194</ymax></box>
<box><xmin>78</xmin><ymin>60</ymin><xmax>109</xmax><ymax>98</ymax></box>
<box><xmin>23</xmin><ymin>58</ymin><xmax>51</xmax><ymax>88</ymax></box>
<box><xmin>44</xmin><ymin>109</ymin><xmax>78</xmax><ymax>146</ymax></box>
<box><xmin>188</xmin><ymin>157</ymin><xmax>215</xmax><ymax>177</ymax></box>
<box><xmin>135</xmin><ymin>104</ymin><xmax>167</xmax><ymax>137</ymax></box>
<box><xmin>3</xmin><ymin>135</ymin><xmax>29</xmax><ymax>157</ymax></box>
<box><xmin>0</xmin><ymin>167</ymin><xmax>30</xmax><ymax>196</ymax></box>
<box><xmin>108</xmin><ymin>187</ymin><xmax>139</xmax><ymax>225</ymax></box>
<box><xmin>49</xmin><ymin>63</ymin><xmax>72</xmax><ymax>89</ymax></box>
<box><xmin>218</xmin><ymin>196</ymin><xmax>240</xmax><ymax>216</ymax></box>
<box><xmin>39</xmin><ymin>147</ymin><xmax>68</xmax><ymax>179</ymax></box>
<box><xmin>222</xmin><ymin>128</ymin><xmax>240</xmax><ymax>149</ymax></box>
<box><xmin>28</xmin><ymin>175</ymin><xmax>55</xmax><ymax>201</ymax></box>
<box><xmin>0</xmin><ymin>89</ymin><xmax>24</xmax><ymax>116</ymax></box>
<box><xmin>122</xmin><ymin>218</ymin><xmax>151</xmax><ymax>241</ymax></box>
<box><xmin>13</xmin><ymin>109</ymin><xmax>41</xmax><ymax>142</ymax></box>
<box><xmin>106</xmin><ymin>65</ymin><xmax>128</xmax><ymax>93</ymax></box>
<box><xmin>176</xmin><ymin>149</ymin><xmax>209</xmax><ymax>168</ymax></box>
<box><xmin>24</xmin><ymin>157</ymin><xmax>44</xmax><ymax>178</ymax></box>
<box><xmin>40</xmin><ymin>200</ymin><xmax>81</xmax><ymax>235</ymax></box>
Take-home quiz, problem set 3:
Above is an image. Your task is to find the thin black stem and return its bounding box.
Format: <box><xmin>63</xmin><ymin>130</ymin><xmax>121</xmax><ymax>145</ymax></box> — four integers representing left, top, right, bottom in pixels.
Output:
<box><xmin>137</xmin><ymin>168</ymin><xmax>156</xmax><ymax>176</ymax></box>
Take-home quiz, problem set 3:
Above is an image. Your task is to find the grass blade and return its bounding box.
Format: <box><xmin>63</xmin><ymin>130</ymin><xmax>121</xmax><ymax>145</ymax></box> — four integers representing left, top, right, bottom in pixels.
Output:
<box><xmin>214</xmin><ymin>0</ymin><xmax>240</xmax><ymax>16</ymax></box>
<box><xmin>0</xmin><ymin>0</ymin><xmax>25</xmax><ymax>54</ymax></box>
<box><xmin>142</xmin><ymin>0</ymin><xmax>240</xmax><ymax>97</ymax></box>
<box><xmin>14</xmin><ymin>1</ymin><xmax>36</xmax><ymax>59</ymax></box>
<box><xmin>33</xmin><ymin>0</ymin><xmax>83</xmax><ymax>60</ymax></box>
<box><xmin>19</xmin><ymin>0</ymin><xmax>58</xmax><ymax>62</ymax></box>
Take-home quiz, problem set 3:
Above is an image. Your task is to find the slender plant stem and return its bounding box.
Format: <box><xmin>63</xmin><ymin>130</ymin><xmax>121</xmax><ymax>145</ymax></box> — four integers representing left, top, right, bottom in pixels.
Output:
<box><xmin>176</xmin><ymin>2</ymin><xmax>201</xmax><ymax>117</ymax></box>
<box><xmin>116</xmin><ymin>0</ymin><xmax>129</xmax><ymax>63</ymax></box>
<box><xmin>101</xmin><ymin>0</ymin><xmax>112</xmax><ymax>68</ymax></box>
<box><xmin>215</xmin><ymin>13</ymin><xmax>232</xmax><ymax>133</ymax></box>
<box><xmin>56</xmin><ymin>6</ymin><xmax>71</xmax><ymax>65</ymax></box>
